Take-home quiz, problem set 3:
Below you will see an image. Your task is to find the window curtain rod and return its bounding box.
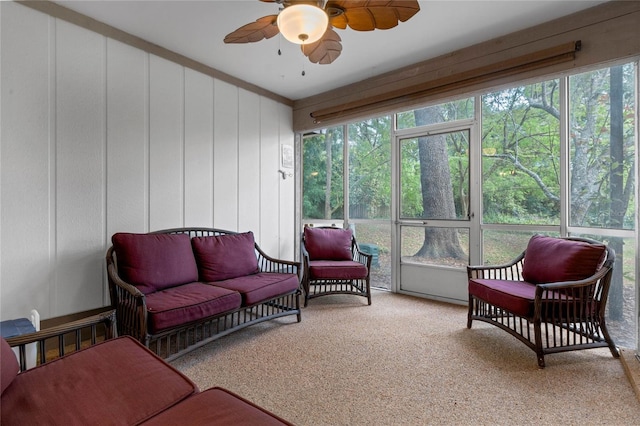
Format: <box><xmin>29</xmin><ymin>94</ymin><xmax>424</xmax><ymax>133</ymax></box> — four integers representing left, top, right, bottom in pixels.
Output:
<box><xmin>310</xmin><ymin>40</ymin><xmax>581</xmax><ymax>123</ymax></box>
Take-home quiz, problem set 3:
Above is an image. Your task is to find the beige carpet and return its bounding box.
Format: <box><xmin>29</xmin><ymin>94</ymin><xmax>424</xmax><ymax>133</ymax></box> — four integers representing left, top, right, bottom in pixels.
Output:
<box><xmin>172</xmin><ymin>290</ymin><xmax>640</xmax><ymax>425</ymax></box>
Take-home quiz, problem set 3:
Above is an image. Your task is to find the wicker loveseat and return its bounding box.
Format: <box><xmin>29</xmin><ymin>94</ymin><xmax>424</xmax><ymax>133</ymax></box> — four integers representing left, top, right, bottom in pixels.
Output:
<box><xmin>1</xmin><ymin>312</ymin><xmax>292</xmax><ymax>425</ymax></box>
<box><xmin>106</xmin><ymin>227</ymin><xmax>301</xmax><ymax>360</ymax></box>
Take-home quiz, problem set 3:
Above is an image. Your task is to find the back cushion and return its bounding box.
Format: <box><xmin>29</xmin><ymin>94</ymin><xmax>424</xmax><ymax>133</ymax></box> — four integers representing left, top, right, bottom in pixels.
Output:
<box><xmin>191</xmin><ymin>232</ymin><xmax>259</xmax><ymax>282</ymax></box>
<box><xmin>1</xmin><ymin>337</ymin><xmax>19</xmax><ymax>395</ymax></box>
<box><xmin>112</xmin><ymin>233</ymin><xmax>198</xmax><ymax>294</ymax></box>
<box><xmin>521</xmin><ymin>235</ymin><xmax>607</xmax><ymax>284</ymax></box>
<box><xmin>304</xmin><ymin>227</ymin><xmax>353</xmax><ymax>261</ymax></box>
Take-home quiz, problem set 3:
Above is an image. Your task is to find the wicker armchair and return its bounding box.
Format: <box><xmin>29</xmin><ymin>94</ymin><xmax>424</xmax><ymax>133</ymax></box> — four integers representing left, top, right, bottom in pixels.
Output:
<box><xmin>467</xmin><ymin>235</ymin><xmax>620</xmax><ymax>368</ymax></box>
<box><xmin>300</xmin><ymin>226</ymin><xmax>372</xmax><ymax>306</ymax></box>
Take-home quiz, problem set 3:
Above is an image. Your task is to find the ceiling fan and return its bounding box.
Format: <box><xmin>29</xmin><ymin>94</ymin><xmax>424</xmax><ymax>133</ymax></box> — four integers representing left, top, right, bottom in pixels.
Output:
<box><xmin>223</xmin><ymin>0</ymin><xmax>421</xmax><ymax>65</ymax></box>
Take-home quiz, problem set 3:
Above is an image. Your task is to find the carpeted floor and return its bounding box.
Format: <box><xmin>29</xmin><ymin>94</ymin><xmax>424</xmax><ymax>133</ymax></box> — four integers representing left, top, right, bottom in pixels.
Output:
<box><xmin>172</xmin><ymin>290</ymin><xmax>640</xmax><ymax>425</ymax></box>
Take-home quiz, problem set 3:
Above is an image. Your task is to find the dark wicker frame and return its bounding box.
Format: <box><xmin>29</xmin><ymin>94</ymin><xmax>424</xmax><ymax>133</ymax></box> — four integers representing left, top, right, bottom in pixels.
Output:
<box><xmin>5</xmin><ymin>310</ymin><xmax>116</xmax><ymax>371</ymax></box>
<box><xmin>467</xmin><ymin>236</ymin><xmax>620</xmax><ymax>368</ymax></box>
<box><xmin>106</xmin><ymin>227</ymin><xmax>302</xmax><ymax>361</ymax></box>
<box><xmin>301</xmin><ymin>227</ymin><xmax>373</xmax><ymax>307</ymax></box>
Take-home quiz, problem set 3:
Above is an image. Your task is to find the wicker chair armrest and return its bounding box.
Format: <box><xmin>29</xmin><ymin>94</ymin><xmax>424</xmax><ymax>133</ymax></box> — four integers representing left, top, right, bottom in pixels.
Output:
<box><xmin>107</xmin><ymin>261</ymin><xmax>146</xmax><ymax>303</ymax></box>
<box><xmin>535</xmin><ymin>264</ymin><xmax>612</xmax><ymax>293</ymax></box>
<box><xmin>255</xmin><ymin>244</ymin><xmax>301</xmax><ymax>275</ymax></box>
<box><xmin>354</xmin><ymin>248</ymin><xmax>373</xmax><ymax>269</ymax></box>
<box><xmin>106</xmin><ymin>256</ymin><xmax>148</xmax><ymax>342</ymax></box>
<box><xmin>5</xmin><ymin>310</ymin><xmax>116</xmax><ymax>371</ymax></box>
<box><xmin>467</xmin><ymin>252</ymin><xmax>525</xmax><ymax>279</ymax></box>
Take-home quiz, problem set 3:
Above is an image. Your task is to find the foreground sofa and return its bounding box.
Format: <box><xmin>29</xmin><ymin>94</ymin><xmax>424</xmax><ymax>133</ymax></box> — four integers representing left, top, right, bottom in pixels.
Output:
<box><xmin>107</xmin><ymin>228</ymin><xmax>301</xmax><ymax>360</ymax></box>
<box><xmin>1</xmin><ymin>312</ymin><xmax>293</xmax><ymax>425</ymax></box>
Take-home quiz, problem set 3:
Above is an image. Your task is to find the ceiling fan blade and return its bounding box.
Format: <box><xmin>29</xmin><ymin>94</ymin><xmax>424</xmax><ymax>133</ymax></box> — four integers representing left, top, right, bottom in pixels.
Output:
<box><xmin>301</xmin><ymin>28</ymin><xmax>343</xmax><ymax>64</ymax></box>
<box><xmin>224</xmin><ymin>15</ymin><xmax>279</xmax><ymax>44</ymax></box>
<box><xmin>326</xmin><ymin>1</ymin><xmax>420</xmax><ymax>31</ymax></box>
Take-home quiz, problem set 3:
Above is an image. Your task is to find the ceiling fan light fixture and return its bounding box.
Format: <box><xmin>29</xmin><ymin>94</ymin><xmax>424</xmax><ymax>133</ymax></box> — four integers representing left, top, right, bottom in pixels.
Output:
<box><xmin>277</xmin><ymin>4</ymin><xmax>328</xmax><ymax>45</ymax></box>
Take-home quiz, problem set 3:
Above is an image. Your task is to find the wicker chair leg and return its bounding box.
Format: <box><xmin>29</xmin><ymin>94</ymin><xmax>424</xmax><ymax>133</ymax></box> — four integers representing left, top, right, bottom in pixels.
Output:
<box><xmin>600</xmin><ymin>322</ymin><xmax>621</xmax><ymax>358</ymax></box>
<box><xmin>466</xmin><ymin>296</ymin><xmax>474</xmax><ymax>329</ymax></box>
<box><xmin>534</xmin><ymin>320</ymin><xmax>545</xmax><ymax>368</ymax></box>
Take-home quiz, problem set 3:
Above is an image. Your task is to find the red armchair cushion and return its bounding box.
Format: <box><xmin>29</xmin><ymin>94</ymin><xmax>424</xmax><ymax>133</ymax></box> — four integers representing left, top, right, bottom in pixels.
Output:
<box><xmin>304</xmin><ymin>227</ymin><xmax>352</xmax><ymax>261</ymax></box>
<box><xmin>145</xmin><ymin>283</ymin><xmax>242</xmax><ymax>333</ymax></box>
<box><xmin>211</xmin><ymin>272</ymin><xmax>299</xmax><ymax>306</ymax></box>
<box><xmin>191</xmin><ymin>232</ymin><xmax>259</xmax><ymax>281</ymax></box>
<box><xmin>469</xmin><ymin>278</ymin><xmax>537</xmax><ymax>317</ymax></box>
<box><xmin>1</xmin><ymin>337</ymin><xmax>197</xmax><ymax>425</ymax></box>
<box><xmin>112</xmin><ymin>233</ymin><xmax>198</xmax><ymax>294</ymax></box>
<box><xmin>521</xmin><ymin>235</ymin><xmax>606</xmax><ymax>284</ymax></box>
<box><xmin>309</xmin><ymin>260</ymin><xmax>368</xmax><ymax>280</ymax></box>
<box><xmin>1</xmin><ymin>338</ymin><xmax>19</xmax><ymax>395</ymax></box>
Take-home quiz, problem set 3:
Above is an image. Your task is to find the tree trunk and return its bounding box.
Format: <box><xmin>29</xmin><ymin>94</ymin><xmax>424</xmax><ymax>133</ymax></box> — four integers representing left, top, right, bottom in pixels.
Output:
<box><xmin>324</xmin><ymin>129</ymin><xmax>333</xmax><ymax>219</ymax></box>
<box><xmin>413</xmin><ymin>108</ymin><xmax>465</xmax><ymax>259</ymax></box>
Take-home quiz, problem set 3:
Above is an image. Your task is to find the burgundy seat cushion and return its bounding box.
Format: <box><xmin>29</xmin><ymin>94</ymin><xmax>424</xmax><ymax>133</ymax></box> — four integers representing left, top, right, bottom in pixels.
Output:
<box><xmin>211</xmin><ymin>272</ymin><xmax>300</xmax><ymax>306</ymax></box>
<box><xmin>469</xmin><ymin>278</ymin><xmax>538</xmax><ymax>317</ymax></box>
<box><xmin>141</xmin><ymin>387</ymin><xmax>293</xmax><ymax>426</ymax></box>
<box><xmin>145</xmin><ymin>283</ymin><xmax>242</xmax><ymax>333</ymax></box>
<box><xmin>191</xmin><ymin>232</ymin><xmax>259</xmax><ymax>282</ymax></box>
<box><xmin>469</xmin><ymin>278</ymin><xmax>578</xmax><ymax>318</ymax></box>
<box><xmin>0</xmin><ymin>336</ymin><xmax>197</xmax><ymax>426</ymax></box>
<box><xmin>304</xmin><ymin>227</ymin><xmax>353</xmax><ymax>261</ymax></box>
<box><xmin>1</xmin><ymin>338</ymin><xmax>19</xmax><ymax>395</ymax></box>
<box><xmin>522</xmin><ymin>235</ymin><xmax>606</xmax><ymax>284</ymax></box>
<box><xmin>112</xmin><ymin>233</ymin><xmax>198</xmax><ymax>294</ymax></box>
<box><xmin>309</xmin><ymin>260</ymin><xmax>368</xmax><ymax>280</ymax></box>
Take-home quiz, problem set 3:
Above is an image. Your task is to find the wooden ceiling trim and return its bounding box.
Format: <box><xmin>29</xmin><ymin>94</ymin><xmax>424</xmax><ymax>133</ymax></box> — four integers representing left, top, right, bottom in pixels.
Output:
<box><xmin>310</xmin><ymin>41</ymin><xmax>581</xmax><ymax>123</ymax></box>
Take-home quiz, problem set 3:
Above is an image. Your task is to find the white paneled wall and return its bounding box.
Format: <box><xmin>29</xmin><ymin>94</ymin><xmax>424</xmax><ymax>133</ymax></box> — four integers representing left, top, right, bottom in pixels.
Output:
<box><xmin>0</xmin><ymin>2</ymin><xmax>295</xmax><ymax>320</ymax></box>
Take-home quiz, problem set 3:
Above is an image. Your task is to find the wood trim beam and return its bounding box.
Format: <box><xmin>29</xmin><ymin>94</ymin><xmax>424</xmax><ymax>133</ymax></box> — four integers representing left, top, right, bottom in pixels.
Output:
<box><xmin>310</xmin><ymin>41</ymin><xmax>581</xmax><ymax>123</ymax></box>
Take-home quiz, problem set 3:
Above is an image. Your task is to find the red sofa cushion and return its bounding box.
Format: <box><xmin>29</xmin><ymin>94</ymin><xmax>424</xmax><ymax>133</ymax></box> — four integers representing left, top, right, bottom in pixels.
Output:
<box><xmin>521</xmin><ymin>235</ymin><xmax>606</xmax><ymax>284</ymax></box>
<box><xmin>145</xmin><ymin>283</ymin><xmax>242</xmax><ymax>334</ymax></box>
<box><xmin>191</xmin><ymin>232</ymin><xmax>259</xmax><ymax>281</ymax></box>
<box><xmin>304</xmin><ymin>227</ymin><xmax>353</xmax><ymax>261</ymax></box>
<box><xmin>112</xmin><ymin>233</ymin><xmax>198</xmax><ymax>294</ymax></box>
<box><xmin>141</xmin><ymin>387</ymin><xmax>293</xmax><ymax>426</ymax></box>
<box><xmin>1</xmin><ymin>338</ymin><xmax>19</xmax><ymax>395</ymax></box>
<box><xmin>211</xmin><ymin>272</ymin><xmax>299</xmax><ymax>306</ymax></box>
<box><xmin>0</xmin><ymin>336</ymin><xmax>197</xmax><ymax>426</ymax></box>
<box><xmin>309</xmin><ymin>260</ymin><xmax>368</xmax><ymax>280</ymax></box>
<box><xmin>469</xmin><ymin>278</ymin><xmax>537</xmax><ymax>317</ymax></box>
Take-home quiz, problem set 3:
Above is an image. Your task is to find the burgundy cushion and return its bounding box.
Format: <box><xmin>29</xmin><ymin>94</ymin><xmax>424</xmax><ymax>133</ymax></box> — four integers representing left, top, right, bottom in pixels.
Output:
<box><xmin>1</xmin><ymin>338</ymin><xmax>19</xmax><ymax>395</ymax></box>
<box><xmin>145</xmin><ymin>283</ymin><xmax>242</xmax><ymax>334</ymax></box>
<box><xmin>469</xmin><ymin>278</ymin><xmax>537</xmax><ymax>317</ymax></box>
<box><xmin>304</xmin><ymin>227</ymin><xmax>353</xmax><ymax>261</ymax></box>
<box><xmin>308</xmin><ymin>260</ymin><xmax>368</xmax><ymax>280</ymax></box>
<box><xmin>141</xmin><ymin>387</ymin><xmax>293</xmax><ymax>426</ymax></box>
<box><xmin>521</xmin><ymin>235</ymin><xmax>606</xmax><ymax>284</ymax></box>
<box><xmin>211</xmin><ymin>272</ymin><xmax>300</xmax><ymax>306</ymax></box>
<box><xmin>191</xmin><ymin>232</ymin><xmax>259</xmax><ymax>282</ymax></box>
<box><xmin>0</xmin><ymin>336</ymin><xmax>197</xmax><ymax>426</ymax></box>
<box><xmin>112</xmin><ymin>233</ymin><xmax>198</xmax><ymax>294</ymax></box>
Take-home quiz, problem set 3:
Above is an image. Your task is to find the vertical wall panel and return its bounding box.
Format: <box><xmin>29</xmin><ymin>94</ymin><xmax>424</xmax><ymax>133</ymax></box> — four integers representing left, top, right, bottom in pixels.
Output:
<box><xmin>149</xmin><ymin>55</ymin><xmax>184</xmax><ymax>230</ymax></box>
<box><xmin>213</xmin><ymin>79</ymin><xmax>239</xmax><ymax>230</ymax></box>
<box><xmin>55</xmin><ymin>20</ymin><xmax>106</xmax><ymax>315</ymax></box>
<box><xmin>0</xmin><ymin>3</ymin><xmax>53</xmax><ymax>319</ymax></box>
<box><xmin>106</xmin><ymin>39</ymin><xmax>148</xmax><ymax>237</ymax></box>
<box><xmin>0</xmin><ymin>2</ymin><xmax>295</xmax><ymax>320</ymax></box>
<box><xmin>238</xmin><ymin>89</ymin><xmax>261</xmax><ymax>238</ymax></box>
<box><xmin>278</xmin><ymin>103</ymin><xmax>295</xmax><ymax>260</ymax></box>
<box><xmin>260</xmin><ymin>98</ymin><xmax>281</xmax><ymax>256</ymax></box>
<box><xmin>184</xmin><ymin>68</ymin><xmax>214</xmax><ymax>227</ymax></box>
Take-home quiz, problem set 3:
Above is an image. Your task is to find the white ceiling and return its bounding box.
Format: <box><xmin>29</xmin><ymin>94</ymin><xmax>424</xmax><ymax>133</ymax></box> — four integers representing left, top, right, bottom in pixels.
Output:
<box><xmin>55</xmin><ymin>0</ymin><xmax>607</xmax><ymax>100</ymax></box>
